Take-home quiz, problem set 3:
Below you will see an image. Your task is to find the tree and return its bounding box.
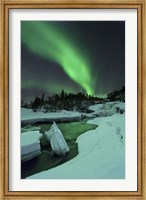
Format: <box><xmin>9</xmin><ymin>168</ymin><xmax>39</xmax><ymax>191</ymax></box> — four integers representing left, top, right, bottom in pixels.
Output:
<box><xmin>40</xmin><ymin>93</ymin><xmax>45</xmax><ymax>106</ymax></box>
<box><xmin>60</xmin><ymin>89</ymin><xmax>65</xmax><ymax>99</ymax></box>
<box><xmin>31</xmin><ymin>96</ymin><xmax>41</xmax><ymax>109</ymax></box>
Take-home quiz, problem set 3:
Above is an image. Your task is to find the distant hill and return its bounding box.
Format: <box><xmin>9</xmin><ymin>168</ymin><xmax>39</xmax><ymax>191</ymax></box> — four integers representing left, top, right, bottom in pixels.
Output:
<box><xmin>107</xmin><ymin>86</ymin><xmax>125</xmax><ymax>102</ymax></box>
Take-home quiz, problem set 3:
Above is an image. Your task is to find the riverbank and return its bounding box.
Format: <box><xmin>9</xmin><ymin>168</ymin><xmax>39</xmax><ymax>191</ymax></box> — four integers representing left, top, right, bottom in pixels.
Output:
<box><xmin>21</xmin><ymin>108</ymin><xmax>82</xmax><ymax>126</ymax></box>
<box><xmin>21</xmin><ymin>119</ymin><xmax>97</xmax><ymax>178</ymax></box>
<box><xmin>28</xmin><ymin>112</ymin><xmax>125</xmax><ymax>179</ymax></box>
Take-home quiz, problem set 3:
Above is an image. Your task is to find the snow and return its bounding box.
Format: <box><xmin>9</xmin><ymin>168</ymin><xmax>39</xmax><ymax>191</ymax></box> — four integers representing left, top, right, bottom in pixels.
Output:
<box><xmin>89</xmin><ymin>101</ymin><xmax>125</xmax><ymax>117</ymax></box>
<box><xmin>21</xmin><ymin>131</ymin><xmax>42</xmax><ymax>162</ymax></box>
<box><xmin>89</xmin><ymin>103</ymin><xmax>103</xmax><ymax>111</ymax></box>
<box><xmin>81</xmin><ymin>112</ymin><xmax>95</xmax><ymax>118</ymax></box>
<box><xmin>45</xmin><ymin>122</ymin><xmax>69</xmax><ymax>156</ymax></box>
<box><xmin>21</xmin><ymin>125</ymin><xmax>40</xmax><ymax>133</ymax></box>
<box><xmin>27</xmin><ymin>111</ymin><xmax>125</xmax><ymax>179</ymax></box>
<box><xmin>21</xmin><ymin>101</ymin><xmax>125</xmax><ymax>178</ymax></box>
<box><xmin>21</xmin><ymin>108</ymin><xmax>81</xmax><ymax>120</ymax></box>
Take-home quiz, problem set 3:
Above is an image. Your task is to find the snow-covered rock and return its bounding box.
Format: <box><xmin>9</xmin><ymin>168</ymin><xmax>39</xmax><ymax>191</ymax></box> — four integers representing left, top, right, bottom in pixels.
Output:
<box><xmin>89</xmin><ymin>102</ymin><xmax>125</xmax><ymax>117</ymax></box>
<box><xmin>45</xmin><ymin>122</ymin><xmax>69</xmax><ymax>156</ymax></box>
<box><xmin>21</xmin><ymin>131</ymin><xmax>42</xmax><ymax>162</ymax></box>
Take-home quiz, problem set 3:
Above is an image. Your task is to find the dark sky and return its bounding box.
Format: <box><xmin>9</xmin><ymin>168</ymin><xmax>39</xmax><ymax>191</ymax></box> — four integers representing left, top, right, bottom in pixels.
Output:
<box><xmin>21</xmin><ymin>21</ymin><xmax>125</xmax><ymax>102</ymax></box>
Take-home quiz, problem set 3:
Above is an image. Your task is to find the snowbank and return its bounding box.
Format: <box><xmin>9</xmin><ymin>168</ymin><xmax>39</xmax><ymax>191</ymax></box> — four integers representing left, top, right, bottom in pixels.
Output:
<box><xmin>21</xmin><ymin>131</ymin><xmax>42</xmax><ymax>162</ymax></box>
<box><xmin>21</xmin><ymin>108</ymin><xmax>81</xmax><ymax>125</ymax></box>
<box><xmin>27</xmin><ymin>113</ymin><xmax>125</xmax><ymax>179</ymax></box>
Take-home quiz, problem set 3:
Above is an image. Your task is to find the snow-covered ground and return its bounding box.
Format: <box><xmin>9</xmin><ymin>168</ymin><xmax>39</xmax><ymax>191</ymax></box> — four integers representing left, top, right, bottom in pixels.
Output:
<box><xmin>21</xmin><ymin>108</ymin><xmax>81</xmax><ymax>120</ymax></box>
<box><xmin>21</xmin><ymin>108</ymin><xmax>81</xmax><ymax>125</ymax></box>
<box><xmin>27</xmin><ymin>101</ymin><xmax>125</xmax><ymax>179</ymax></box>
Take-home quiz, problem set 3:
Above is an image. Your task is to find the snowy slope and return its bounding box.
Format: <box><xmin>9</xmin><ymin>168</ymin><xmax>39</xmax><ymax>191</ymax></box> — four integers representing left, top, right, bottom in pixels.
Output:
<box><xmin>27</xmin><ymin>112</ymin><xmax>125</xmax><ymax>179</ymax></box>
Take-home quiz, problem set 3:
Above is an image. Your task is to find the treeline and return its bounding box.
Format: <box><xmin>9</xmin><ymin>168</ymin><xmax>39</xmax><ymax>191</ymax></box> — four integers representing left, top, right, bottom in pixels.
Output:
<box><xmin>22</xmin><ymin>90</ymin><xmax>104</xmax><ymax>112</ymax></box>
<box><xmin>22</xmin><ymin>86</ymin><xmax>125</xmax><ymax>112</ymax></box>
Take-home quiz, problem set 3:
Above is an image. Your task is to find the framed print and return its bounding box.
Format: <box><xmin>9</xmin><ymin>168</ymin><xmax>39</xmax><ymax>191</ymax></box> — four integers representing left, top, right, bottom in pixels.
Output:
<box><xmin>0</xmin><ymin>0</ymin><xmax>145</xmax><ymax>199</ymax></box>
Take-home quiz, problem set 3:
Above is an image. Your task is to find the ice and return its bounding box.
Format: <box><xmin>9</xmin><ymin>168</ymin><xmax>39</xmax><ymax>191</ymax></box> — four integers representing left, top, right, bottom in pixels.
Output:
<box><xmin>45</xmin><ymin>122</ymin><xmax>69</xmax><ymax>156</ymax></box>
<box><xmin>21</xmin><ymin>125</ymin><xmax>40</xmax><ymax>133</ymax></box>
<box><xmin>21</xmin><ymin>131</ymin><xmax>42</xmax><ymax>162</ymax></box>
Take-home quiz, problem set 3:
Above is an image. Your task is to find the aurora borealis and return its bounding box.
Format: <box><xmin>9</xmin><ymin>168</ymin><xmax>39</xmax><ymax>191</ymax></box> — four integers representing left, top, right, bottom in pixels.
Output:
<box><xmin>21</xmin><ymin>21</ymin><xmax>125</xmax><ymax>102</ymax></box>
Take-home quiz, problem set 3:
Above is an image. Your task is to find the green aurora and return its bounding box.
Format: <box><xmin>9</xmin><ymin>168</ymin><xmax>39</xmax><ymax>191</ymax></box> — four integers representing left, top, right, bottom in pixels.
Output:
<box><xmin>21</xmin><ymin>21</ymin><xmax>94</xmax><ymax>95</ymax></box>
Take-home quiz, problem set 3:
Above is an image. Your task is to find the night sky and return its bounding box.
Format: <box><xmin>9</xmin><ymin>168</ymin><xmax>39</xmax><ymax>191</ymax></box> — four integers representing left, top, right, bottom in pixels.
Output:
<box><xmin>21</xmin><ymin>21</ymin><xmax>125</xmax><ymax>103</ymax></box>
